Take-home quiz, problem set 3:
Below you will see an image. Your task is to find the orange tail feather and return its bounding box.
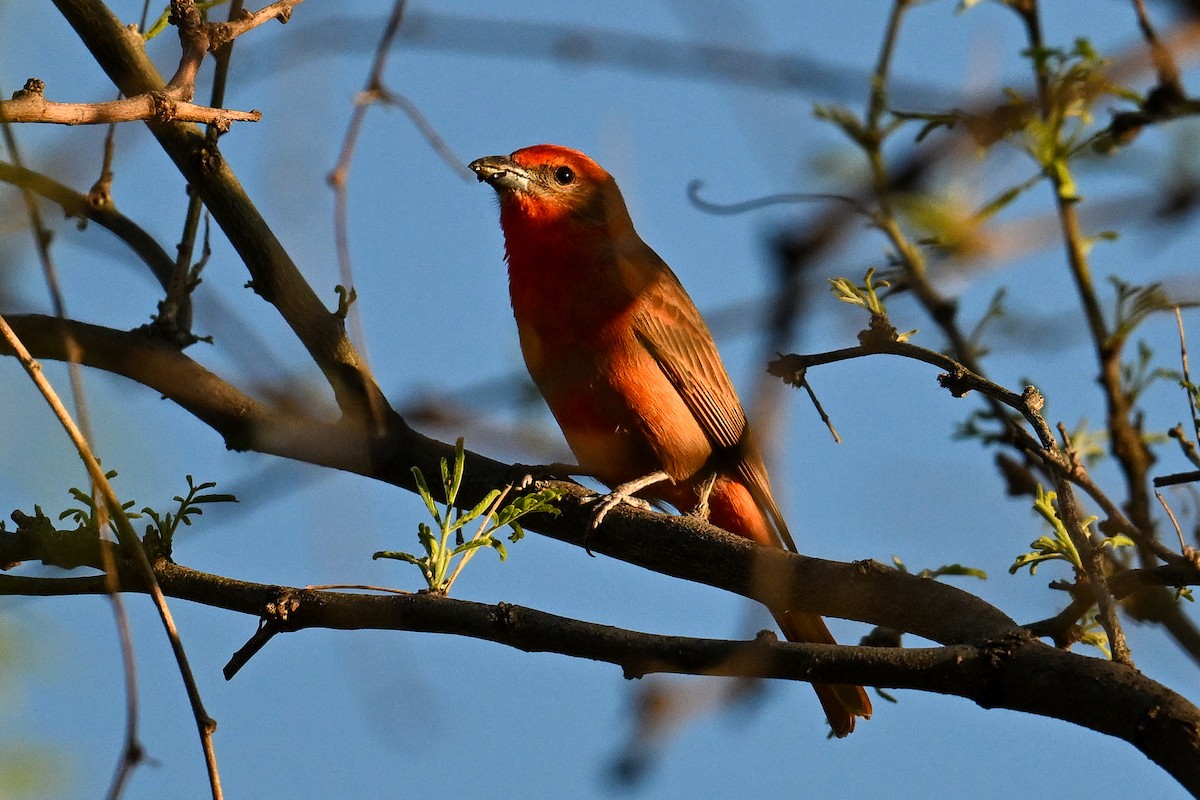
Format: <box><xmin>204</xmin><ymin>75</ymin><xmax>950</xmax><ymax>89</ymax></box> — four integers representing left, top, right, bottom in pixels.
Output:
<box><xmin>704</xmin><ymin>477</ymin><xmax>871</xmax><ymax>737</ymax></box>
<box><xmin>775</xmin><ymin>610</ymin><xmax>872</xmax><ymax>738</ymax></box>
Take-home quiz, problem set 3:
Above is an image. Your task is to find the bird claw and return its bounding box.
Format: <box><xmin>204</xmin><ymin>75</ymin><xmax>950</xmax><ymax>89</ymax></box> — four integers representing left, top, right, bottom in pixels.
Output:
<box><xmin>589</xmin><ymin>491</ymin><xmax>652</xmax><ymax>529</ymax></box>
<box><xmin>582</xmin><ymin>481</ymin><xmax>660</xmax><ymax>556</ymax></box>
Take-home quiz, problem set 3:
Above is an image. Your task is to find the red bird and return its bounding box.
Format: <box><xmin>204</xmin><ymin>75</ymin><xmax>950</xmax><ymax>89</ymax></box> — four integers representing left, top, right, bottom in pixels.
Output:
<box><xmin>469</xmin><ymin>144</ymin><xmax>871</xmax><ymax>736</ymax></box>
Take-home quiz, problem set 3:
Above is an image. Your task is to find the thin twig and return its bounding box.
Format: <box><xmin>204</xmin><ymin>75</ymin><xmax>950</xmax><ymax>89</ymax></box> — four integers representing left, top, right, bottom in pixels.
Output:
<box><xmin>1177</xmin><ymin>307</ymin><xmax>1200</xmax><ymax>445</ymax></box>
<box><xmin>0</xmin><ymin>315</ymin><xmax>224</xmax><ymax>799</ymax></box>
<box><xmin>686</xmin><ymin>180</ymin><xmax>870</xmax><ymax>217</ymax></box>
<box><xmin>219</xmin><ymin>0</ymin><xmax>302</xmax><ymax>40</ymax></box>
<box><xmin>327</xmin><ymin>0</ymin><xmax>410</xmax><ymax>365</ymax></box>
<box><xmin>306</xmin><ymin>583</ymin><xmax>412</xmax><ymax>594</ymax></box>
<box><xmin>2</xmin><ymin>80</ymin><xmax>151</xmax><ymax>800</ymax></box>
<box><xmin>158</xmin><ymin>0</ymin><xmax>249</xmax><ymax>341</ymax></box>
<box><xmin>442</xmin><ymin>484</ymin><xmax>512</xmax><ymax>594</ymax></box>
<box><xmin>1156</xmin><ymin>491</ymin><xmax>1190</xmax><ymax>553</ymax></box>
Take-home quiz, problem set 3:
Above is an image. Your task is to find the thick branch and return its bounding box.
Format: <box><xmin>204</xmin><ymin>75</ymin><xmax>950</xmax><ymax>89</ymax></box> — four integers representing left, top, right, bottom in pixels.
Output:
<box><xmin>1</xmin><ymin>314</ymin><xmax>1014</xmax><ymax>646</ymax></box>
<box><xmin>7</xmin><ymin>312</ymin><xmax>1200</xmax><ymax>788</ymax></box>
<box><xmin>3</xmin><ymin>556</ymin><xmax>1199</xmax><ymax>791</ymax></box>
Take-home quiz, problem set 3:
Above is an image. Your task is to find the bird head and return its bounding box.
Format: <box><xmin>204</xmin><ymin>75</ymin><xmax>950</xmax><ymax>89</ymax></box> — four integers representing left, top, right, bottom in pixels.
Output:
<box><xmin>469</xmin><ymin>144</ymin><xmax>625</xmax><ymax>229</ymax></box>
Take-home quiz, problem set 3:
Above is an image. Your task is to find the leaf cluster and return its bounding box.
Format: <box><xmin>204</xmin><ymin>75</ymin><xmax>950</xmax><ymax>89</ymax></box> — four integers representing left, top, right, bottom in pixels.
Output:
<box><xmin>1009</xmin><ymin>485</ymin><xmax>1132</xmax><ymax>576</ymax></box>
<box><xmin>830</xmin><ymin>268</ymin><xmax>918</xmax><ymax>345</ymax></box>
<box><xmin>37</xmin><ymin>472</ymin><xmax>235</xmax><ymax>560</ymax></box>
<box><xmin>374</xmin><ymin>439</ymin><xmax>563</xmax><ymax>594</ymax></box>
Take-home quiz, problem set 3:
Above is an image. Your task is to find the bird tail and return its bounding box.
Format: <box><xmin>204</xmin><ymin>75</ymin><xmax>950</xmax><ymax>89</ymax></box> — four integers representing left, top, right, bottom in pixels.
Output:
<box><xmin>774</xmin><ymin>609</ymin><xmax>873</xmax><ymax>738</ymax></box>
<box><xmin>704</xmin><ymin>474</ymin><xmax>872</xmax><ymax>737</ymax></box>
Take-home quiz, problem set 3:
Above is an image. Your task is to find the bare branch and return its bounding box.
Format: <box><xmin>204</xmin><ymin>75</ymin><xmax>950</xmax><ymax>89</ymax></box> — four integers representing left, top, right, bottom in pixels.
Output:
<box><xmin>51</xmin><ymin>0</ymin><xmax>386</xmax><ymax>422</ymax></box>
<box><xmin>0</xmin><ymin>77</ymin><xmax>260</xmax><ymax>127</ymax></box>
<box><xmin>2</xmin><ymin>551</ymin><xmax>1199</xmax><ymax>791</ymax></box>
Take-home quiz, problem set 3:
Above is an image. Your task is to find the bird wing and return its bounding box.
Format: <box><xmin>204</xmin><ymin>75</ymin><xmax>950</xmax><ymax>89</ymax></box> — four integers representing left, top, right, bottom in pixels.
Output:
<box><xmin>631</xmin><ymin>259</ymin><xmax>798</xmax><ymax>553</ymax></box>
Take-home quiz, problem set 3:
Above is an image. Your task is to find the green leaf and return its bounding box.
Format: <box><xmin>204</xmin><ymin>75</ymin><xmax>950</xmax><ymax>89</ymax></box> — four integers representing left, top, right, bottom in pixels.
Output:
<box><xmin>461</xmin><ymin>489</ymin><xmax>503</xmax><ymax>527</ymax></box>
<box><xmin>411</xmin><ymin>466</ymin><xmax>441</xmax><ymax>524</ymax></box>
<box><xmin>381</xmin><ymin>440</ymin><xmax>563</xmax><ymax>592</ymax></box>
<box><xmin>191</xmin><ymin>493</ymin><xmax>239</xmax><ymax>504</ymax></box>
<box><xmin>1078</xmin><ymin>617</ymin><xmax>1111</xmax><ymax>658</ymax></box>
<box><xmin>490</xmin><ymin>537</ymin><xmax>508</xmax><ymax>561</ymax></box>
<box><xmin>813</xmin><ymin>103</ymin><xmax>868</xmax><ymax>147</ymax></box>
<box><xmin>372</xmin><ymin>550</ymin><xmax>426</xmax><ymax>567</ymax></box>
<box><xmin>892</xmin><ymin>555</ymin><xmax>986</xmax><ymax>581</ymax></box>
<box><xmin>1110</xmin><ymin>278</ymin><xmax>1174</xmax><ymax>343</ymax></box>
<box><xmin>1100</xmin><ymin>534</ymin><xmax>1135</xmax><ymax>550</ymax></box>
<box><xmin>451</xmin><ymin>538</ymin><xmax>494</xmax><ymax>556</ymax></box>
<box><xmin>439</xmin><ymin>457</ymin><xmax>452</xmax><ymax>503</ymax></box>
<box><xmin>448</xmin><ymin>437</ymin><xmax>467</xmax><ymax>506</ymax></box>
<box><xmin>417</xmin><ymin>522</ymin><xmax>437</xmax><ymax>553</ymax></box>
<box><xmin>1010</xmin><ymin>485</ymin><xmax>1084</xmax><ymax>575</ymax></box>
<box><xmin>927</xmin><ymin>563</ymin><xmax>988</xmax><ymax>580</ymax></box>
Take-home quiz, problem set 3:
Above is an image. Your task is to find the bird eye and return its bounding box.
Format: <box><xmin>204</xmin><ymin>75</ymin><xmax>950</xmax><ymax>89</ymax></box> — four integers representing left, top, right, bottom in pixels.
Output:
<box><xmin>554</xmin><ymin>166</ymin><xmax>575</xmax><ymax>185</ymax></box>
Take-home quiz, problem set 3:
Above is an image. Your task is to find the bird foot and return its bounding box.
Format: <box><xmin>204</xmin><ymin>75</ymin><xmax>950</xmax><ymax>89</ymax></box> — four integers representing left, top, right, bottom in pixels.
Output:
<box><xmin>581</xmin><ymin>470</ymin><xmax>671</xmax><ymax>556</ymax></box>
<box><xmin>589</xmin><ymin>491</ymin><xmax>653</xmax><ymax>529</ymax></box>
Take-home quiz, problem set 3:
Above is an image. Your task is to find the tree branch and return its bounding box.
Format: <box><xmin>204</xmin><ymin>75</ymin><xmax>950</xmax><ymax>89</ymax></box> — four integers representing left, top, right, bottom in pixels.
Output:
<box><xmin>49</xmin><ymin>0</ymin><xmax>385</xmax><ymax>422</ymax></box>
<box><xmin>0</xmin><ymin>78</ymin><xmax>261</xmax><ymax>127</ymax></box>
<box><xmin>3</xmin><ymin>549</ymin><xmax>1199</xmax><ymax>792</ymax></box>
<box><xmin>0</xmin><ymin>160</ymin><xmax>176</xmax><ymax>290</ymax></box>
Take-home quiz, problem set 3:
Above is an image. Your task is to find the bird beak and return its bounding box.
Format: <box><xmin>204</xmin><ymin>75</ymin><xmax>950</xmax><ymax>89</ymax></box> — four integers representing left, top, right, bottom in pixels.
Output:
<box><xmin>469</xmin><ymin>155</ymin><xmax>532</xmax><ymax>194</ymax></box>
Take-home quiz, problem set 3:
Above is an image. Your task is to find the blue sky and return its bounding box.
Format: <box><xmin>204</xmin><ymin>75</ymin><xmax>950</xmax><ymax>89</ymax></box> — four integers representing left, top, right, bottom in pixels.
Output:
<box><xmin>2</xmin><ymin>1</ymin><xmax>1198</xmax><ymax>797</ymax></box>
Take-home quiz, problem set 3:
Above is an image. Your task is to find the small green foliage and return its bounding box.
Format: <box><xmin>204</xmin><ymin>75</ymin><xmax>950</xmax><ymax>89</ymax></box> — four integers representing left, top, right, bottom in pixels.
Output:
<box><xmin>374</xmin><ymin>438</ymin><xmax>563</xmax><ymax>594</ymax></box>
<box><xmin>1011</xmin><ymin>39</ymin><xmax>1138</xmax><ymax>198</ymax></box>
<box><xmin>1078</xmin><ymin>617</ymin><xmax>1111</xmax><ymax>658</ymax></box>
<box><xmin>1174</xmin><ymin>375</ymin><xmax>1200</xmax><ymax>448</ymax></box>
<box><xmin>813</xmin><ymin>104</ymin><xmax>871</xmax><ymax>149</ymax></box>
<box><xmin>1119</xmin><ymin>340</ymin><xmax>1176</xmax><ymax>408</ymax></box>
<box><xmin>59</xmin><ymin>469</ymin><xmax>139</xmax><ymax>528</ymax></box>
<box><xmin>973</xmin><ymin>173</ymin><xmax>1044</xmax><ymax>223</ymax></box>
<box><xmin>1110</xmin><ymin>278</ymin><xmax>1174</xmax><ymax>345</ymax></box>
<box><xmin>892</xmin><ymin>555</ymin><xmax>988</xmax><ymax>581</ymax></box>
<box><xmin>1010</xmin><ymin>485</ymin><xmax>1133</xmax><ymax>575</ymax></box>
<box><xmin>1060</xmin><ymin>420</ymin><xmax>1107</xmax><ymax>468</ymax></box>
<box><xmin>889</xmin><ymin>109</ymin><xmax>971</xmax><ymax>144</ymax></box>
<box><xmin>830</xmin><ymin>268</ymin><xmax>890</xmax><ymax>317</ymax></box>
<box><xmin>1011</xmin><ymin>485</ymin><xmax>1083</xmax><ymax>575</ymax></box>
<box><xmin>1177</xmin><ymin>586</ymin><xmax>1195</xmax><ymax>603</ymax></box>
<box><xmin>27</xmin><ymin>474</ymin><xmax>233</xmax><ymax>564</ymax></box>
<box><xmin>141</xmin><ymin>475</ymin><xmax>238</xmax><ymax>553</ymax></box>
<box><xmin>1079</xmin><ymin>230</ymin><xmax>1119</xmax><ymax>257</ymax></box>
<box><xmin>830</xmin><ymin>268</ymin><xmax>918</xmax><ymax>344</ymax></box>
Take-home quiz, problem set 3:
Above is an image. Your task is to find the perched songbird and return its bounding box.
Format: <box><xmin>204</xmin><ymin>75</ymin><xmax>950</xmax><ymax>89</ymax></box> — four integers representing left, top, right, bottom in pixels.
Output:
<box><xmin>469</xmin><ymin>144</ymin><xmax>871</xmax><ymax>736</ymax></box>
